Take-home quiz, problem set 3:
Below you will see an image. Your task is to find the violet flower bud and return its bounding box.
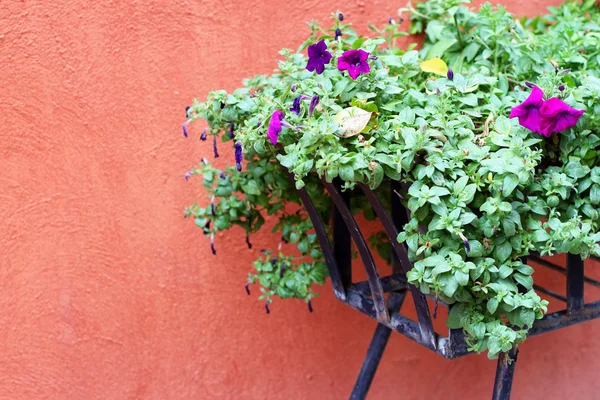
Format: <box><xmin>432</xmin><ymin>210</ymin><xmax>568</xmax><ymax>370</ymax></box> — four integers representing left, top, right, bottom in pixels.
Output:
<box><xmin>185</xmin><ymin>106</ymin><xmax>190</xmax><ymax>118</ymax></box>
<box><xmin>228</xmin><ymin>122</ymin><xmax>235</xmax><ymax>139</ymax></box>
<box><xmin>525</xmin><ymin>81</ymin><xmax>535</xmax><ymax>89</ymax></box>
<box><xmin>201</xmin><ymin>157</ymin><xmax>208</xmax><ymax>165</ymax></box>
<box><xmin>335</xmin><ymin>28</ymin><xmax>342</xmax><ymax>41</ymax></box>
<box><xmin>338</xmin><ymin>12</ymin><xmax>344</xmax><ymax>21</ymax></box>
<box><xmin>234</xmin><ymin>141</ymin><xmax>243</xmax><ymax>172</ymax></box>
<box><xmin>210</xmin><ymin>197</ymin><xmax>215</xmax><ymax>217</ymax></box>
<box><xmin>291</xmin><ymin>84</ymin><xmax>297</xmax><ymax>92</ymax></box>
<box><xmin>246</xmin><ymin>235</ymin><xmax>252</xmax><ymax>249</ymax></box>
<box><xmin>213</xmin><ymin>135</ymin><xmax>219</xmax><ymax>158</ymax></box>
<box><xmin>279</xmin><ymin>263</ymin><xmax>287</xmax><ymax>278</ymax></box>
<box><xmin>558</xmin><ymin>85</ymin><xmax>565</xmax><ymax>92</ymax></box>
<box><xmin>245</xmin><ymin>284</ymin><xmax>251</xmax><ymax>295</ymax></box>
<box><xmin>388</xmin><ymin>17</ymin><xmax>395</xmax><ymax>24</ymax></box>
<box><xmin>308</xmin><ymin>299</ymin><xmax>313</xmax><ymax>313</ymax></box>
<box><xmin>182</xmin><ymin>122</ymin><xmax>188</xmax><ymax>138</ymax></box>
<box><xmin>447</xmin><ymin>69</ymin><xmax>454</xmax><ymax>81</ymax></box>
<box><xmin>309</xmin><ymin>95</ymin><xmax>320</xmax><ymax>117</ymax></box>
<box><xmin>265</xmin><ymin>301</ymin><xmax>271</xmax><ymax>314</ymax></box>
<box><xmin>184</xmin><ymin>172</ymin><xmax>191</xmax><ymax>181</ymax></box>
<box><xmin>210</xmin><ymin>234</ymin><xmax>216</xmax><ymax>255</ymax></box>
<box><xmin>220</xmin><ymin>171</ymin><xmax>226</xmax><ymax>179</ymax></box>
<box><xmin>200</xmin><ymin>129</ymin><xmax>207</xmax><ymax>141</ymax></box>
<box><xmin>458</xmin><ymin>232</ymin><xmax>470</xmax><ymax>253</ymax></box>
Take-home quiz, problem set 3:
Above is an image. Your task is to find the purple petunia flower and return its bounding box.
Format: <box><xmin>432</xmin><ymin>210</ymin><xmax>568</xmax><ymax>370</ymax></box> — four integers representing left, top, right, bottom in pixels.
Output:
<box><xmin>265</xmin><ymin>301</ymin><xmax>271</xmax><ymax>314</ymax></box>
<box><xmin>267</xmin><ymin>110</ymin><xmax>285</xmax><ymax>145</ymax></box>
<box><xmin>337</xmin><ymin>49</ymin><xmax>371</xmax><ymax>80</ymax></box>
<box><xmin>220</xmin><ymin>171</ymin><xmax>226</xmax><ymax>179</ymax></box>
<box><xmin>509</xmin><ymin>86</ymin><xmax>545</xmax><ymax>133</ymax></box>
<box><xmin>338</xmin><ymin>12</ymin><xmax>344</xmax><ymax>21</ymax></box>
<box><xmin>245</xmin><ymin>284</ymin><xmax>251</xmax><ymax>295</ymax></box>
<box><xmin>291</xmin><ymin>84</ymin><xmax>297</xmax><ymax>92</ymax></box>
<box><xmin>308</xmin><ymin>299</ymin><xmax>313</xmax><ymax>313</ymax></box>
<box><xmin>309</xmin><ymin>95</ymin><xmax>320</xmax><ymax>117</ymax></box>
<box><xmin>306</xmin><ymin>40</ymin><xmax>332</xmax><ymax>75</ymax></box>
<box><xmin>447</xmin><ymin>69</ymin><xmax>454</xmax><ymax>81</ymax></box>
<box><xmin>185</xmin><ymin>106</ymin><xmax>190</xmax><ymax>118</ymax></box>
<box><xmin>200</xmin><ymin>129</ymin><xmax>207</xmax><ymax>141</ymax></box>
<box><xmin>234</xmin><ymin>141</ymin><xmax>243</xmax><ymax>172</ymax></box>
<box><xmin>182</xmin><ymin>122</ymin><xmax>189</xmax><ymax>138</ymax></box>
<box><xmin>538</xmin><ymin>97</ymin><xmax>585</xmax><ymax>137</ymax></box>
<box><xmin>184</xmin><ymin>172</ymin><xmax>191</xmax><ymax>181</ymax></box>
<box><xmin>228</xmin><ymin>122</ymin><xmax>235</xmax><ymax>139</ymax></box>
<box><xmin>290</xmin><ymin>95</ymin><xmax>303</xmax><ymax>115</ymax></box>
<box><xmin>558</xmin><ymin>85</ymin><xmax>565</xmax><ymax>92</ymax></box>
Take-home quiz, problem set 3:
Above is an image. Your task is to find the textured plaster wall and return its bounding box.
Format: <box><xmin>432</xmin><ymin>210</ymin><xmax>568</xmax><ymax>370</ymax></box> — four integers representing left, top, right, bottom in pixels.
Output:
<box><xmin>1</xmin><ymin>0</ymin><xmax>599</xmax><ymax>399</ymax></box>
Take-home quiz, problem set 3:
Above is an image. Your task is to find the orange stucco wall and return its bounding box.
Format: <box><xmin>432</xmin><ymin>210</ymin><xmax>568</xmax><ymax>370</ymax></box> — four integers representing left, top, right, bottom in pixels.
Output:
<box><xmin>2</xmin><ymin>0</ymin><xmax>599</xmax><ymax>399</ymax></box>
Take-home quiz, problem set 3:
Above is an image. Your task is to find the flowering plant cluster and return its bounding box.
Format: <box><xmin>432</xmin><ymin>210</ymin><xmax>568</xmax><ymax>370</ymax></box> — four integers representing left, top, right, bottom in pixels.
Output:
<box><xmin>184</xmin><ymin>0</ymin><xmax>600</xmax><ymax>358</ymax></box>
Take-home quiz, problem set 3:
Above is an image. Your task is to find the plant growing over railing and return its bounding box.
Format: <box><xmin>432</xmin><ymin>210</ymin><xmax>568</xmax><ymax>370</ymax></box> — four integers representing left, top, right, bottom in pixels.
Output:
<box><xmin>183</xmin><ymin>0</ymin><xmax>600</xmax><ymax>358</ymax></box>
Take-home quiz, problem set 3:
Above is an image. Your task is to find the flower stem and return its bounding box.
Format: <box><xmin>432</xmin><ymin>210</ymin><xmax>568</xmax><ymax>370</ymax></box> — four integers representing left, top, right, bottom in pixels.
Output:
<box><xmin>454</xmin><ymin>14</ymin><xmax>464</xmax><ymax>49</ymax></box>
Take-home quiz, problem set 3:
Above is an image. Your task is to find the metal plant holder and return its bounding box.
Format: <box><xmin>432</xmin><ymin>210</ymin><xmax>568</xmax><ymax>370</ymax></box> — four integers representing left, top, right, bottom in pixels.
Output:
<box><xmin>294</xmin><ymin>177</ymin><xmax>600</xmax><ymax>400</ymax></box>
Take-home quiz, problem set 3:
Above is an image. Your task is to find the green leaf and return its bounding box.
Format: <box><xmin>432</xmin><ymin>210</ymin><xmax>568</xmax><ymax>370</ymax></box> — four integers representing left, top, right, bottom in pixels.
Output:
<box><xmin>494</xmin><ymin>240</ymin><xmax>512</xmax><ymax>263</ymax></box>
<box><xmin>514</xmin><ymin>273</ymin><xmax>534</xmax><ymax>290</ymax></box>
<box><xmin>426</xmin><ymin>38</ymin><xmax>457</xmax><ymax>59</ymax></box>
<box><xmin>487</xmin><ymin>298</ymin><xmax>499</xmax><ymax>314</ymax></box>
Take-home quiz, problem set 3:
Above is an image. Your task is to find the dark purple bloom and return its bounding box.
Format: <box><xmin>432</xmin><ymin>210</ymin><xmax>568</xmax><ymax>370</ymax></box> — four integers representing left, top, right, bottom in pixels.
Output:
<box><xmin>210</xmin><ymin>234</ymin><xmax>216</xmax><ymax>255</ymax></box>
<box><xmin>245</xmin><ymin>284</ymin><xmax>251</xmax><ymax>295</ymax></box>
<box><xmin>184</xmin><ymin>172</ymin><xmax>191</xmax><ymax>181</ymax></box>
<box><xmin>182</xmin><ymin>123</ymin><xmax>188</xmax><ymax>138</ymax></box>
<box><xmin>246</xmin><ymin>235</ymin><xmax>252</xmax><ymax>249</ymax></box>
<box><xmin>228</xmin><ymin>122</ymin><xmax>235</xmax><ymax>139</ymax></box>
<box><xmin>210</xmin><ymin>197</ymin><xmax>216</xmax><ymax>216</ymax></box>
<box><xmin>185</xmin><ymin>106</ymin><xmax>190</xmax><ymax>118</ymax></box>
<box><xmin>290</xmin><ymin>96</ymin><xmax>303</xmax><ymax>115</ymax></box>
<box><xmin>337</xmin><ymin>49</ymin><xmax>371</xmax><ymax>80</ymax></box>
<box><xmin>291</xmin><ymin>84</ymin><xmax>297</xmax><ymax>92</ymax></box>
<box><xmin>525</xmin><ymin>81</ymin><xmax>535</xmax><ymax>89</ymax></box>
<box><xmin>388</xmin><ymin>17</ymin><xmax>395</xmax><ymax>24</ymax></box>
<box><xmin>335</xmin><ymin>29</ymin><xmax>342</xmax><ymax>41</ymax></box>
<box><xmin>200</xmin><ymin>129</ymin><xmax>207</xmax><ymax>141</ymax></box>
<box><xmin>267</xmin><ymin>110</ymin><xmax>284</xmax><ymax>145</ymax></box>
<box><xmin>279</xmin><ymin>263</ymin><xmax>287</xmax><ymax>278</ymax></box>
<box><xmin>309</xmin><ymin>95</ymin><xmax>320</xmax><ymax>117</ymax></box>
<box><xmin>265</xmin><ymin>301</ymin><xmax>271</xmax><ymax>314</ymax></box>
<box><xmin>234</xmin><ymin>141</ymin><xmax>243</xmax><ymax>172</ymax></box>
<box><xmin>306</xmin><ymin>40</ymin><xmax>332</xmax><ymax>75</ymax></box>
<box><xmin>338</xmin><ymin>12</ymin><xmax>344</xmax><ymax>21</ymax></box>
<box><xmin>558</xmin><ymin>85</ymin><xmax>565</xmax><ymax>92</ymax></box>
<box><xmin>539</xmin><ymin>97</ymin><xmax>585</xmax><ymax>137</ymax></box>
<box><xmin>509</xmin><ymin>86</ymin><xmax>544</xmax><ymax>133</ymax></box>
<box><xmin>220</xmin><ymin>171</ymin><xmax>226</xmax><ymax>179</ymax></box>
<box><xmin>213</xmin><ymin>135</ymin><xmax>219</xmax><ymax>158</ymax></box>
<box><xmin>447</xmin><ymin>69</ymin><xmax>454</xmax><ymax>81</ymax></box>
<box><xmin>308</xmin><ymin>299</ymin><xmax>313</xmax><ymax>313</ymax></box>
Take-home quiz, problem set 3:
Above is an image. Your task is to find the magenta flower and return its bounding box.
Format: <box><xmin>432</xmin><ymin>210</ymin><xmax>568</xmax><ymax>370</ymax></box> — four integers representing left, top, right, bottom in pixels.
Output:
<box><xmin>267</xmin><ymin>110</ymin><xmax>285</xmax><ymax>144</ymax></box>
<box><xmin>306</xmin><ymin>40</ymin><xmax>332</xmax><ymax>75</ymax></box>
<box><xmin>539</xmin><ymin>98</ymin><xmax>585</xmax><ymax>137</ymax></box>
<box><xmin>509</xmin><ymin>86</ymin><xmax>544</xmax><ymax>133</ymax></box>
<box><xmin>337</xmin><ymin>49</ymin><xmax>371</xmax><ymax>80</ymax></box>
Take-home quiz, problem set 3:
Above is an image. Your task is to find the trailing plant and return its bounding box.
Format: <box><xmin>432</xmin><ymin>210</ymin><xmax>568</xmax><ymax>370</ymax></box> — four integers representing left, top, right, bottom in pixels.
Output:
<box><xmin>183</xmin><ymin>0</ymin><xmax>600</xmax><ymax>358</ymax></box>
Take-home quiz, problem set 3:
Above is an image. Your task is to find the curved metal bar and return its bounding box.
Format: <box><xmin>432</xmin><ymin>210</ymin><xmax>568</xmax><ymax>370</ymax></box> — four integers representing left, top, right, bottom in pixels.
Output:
<box><xmin>323</xmin><ymin>179</ymin><xmax>389</xmax><ymax>323</ymax></box>
<box><xmin>360</xmin><ymin>183</ymin><xmax>437</xmax><ymax>350</ymax></box>
<box><xmin>290</xmin><ymin>174</ymin><xmax>346</xmax><ymax>300</ymax></box>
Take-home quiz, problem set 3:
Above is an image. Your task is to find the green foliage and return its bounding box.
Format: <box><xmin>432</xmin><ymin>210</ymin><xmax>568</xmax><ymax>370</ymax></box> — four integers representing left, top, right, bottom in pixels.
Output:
<box><xmin>185</xmin><ymin>0</ymin><xmax>600</xmax><ymax>358</ymax></box>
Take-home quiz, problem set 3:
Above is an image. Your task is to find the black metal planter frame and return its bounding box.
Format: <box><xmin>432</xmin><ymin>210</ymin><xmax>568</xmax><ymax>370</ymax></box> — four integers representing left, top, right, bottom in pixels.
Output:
<box><xmin>294</xmin><ymin>177</ymin><xmax>600</xmax><ymax>400</ymax></box>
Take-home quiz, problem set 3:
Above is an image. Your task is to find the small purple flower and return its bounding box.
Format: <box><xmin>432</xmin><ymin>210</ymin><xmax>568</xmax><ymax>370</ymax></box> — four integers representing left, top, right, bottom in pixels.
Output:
<box><xmin>182</xmin><ymin>122</ymin><xmax>188</xmax><ymax>138</ymax></box>
<box><xmin>338</xmin><ymin>12</ymin><xmax>344</xmax><ymax>21</ymax></box>
<box><xmin>200</xmin><ymin>129</ymin><xmax>207</xmax><ymax>141</ymax></box>
<box><xmin>184</xmin><ymin>172</ymin><xmax>191</xmax><ymax>181</ymax></box>
<box><xmin>245</xmin><ymin>284</ymin><xmax>251</xmax><ymax>295</ymax></box>
<box><xmin>220</xmin><ymin>171</ymin><xmax>226</xmax><ymax>179</ymax></box>
<box><xmin>210</xmin><ymin>197</ymin><xmax>216</xmax><ymax>216</ymax></box>
<box><xmin>210</xmin><ymin>234</ymin><xmax>216</xmax><ymax>255</ymax></box>
<box><xmin>447</xmin><ymin>69</ymin><xmax>454</xmax><ymax>81</ymax></box>
<box><xmin>558</xmin><ymin>85</ymin><xmax>565</xmax><ymax>92</ymax></box>
<box><xmin>539</xmin><ymin>97</ymin><xmax>585</xmax><ymax>137</ymax></box>
<box><xmin>213</xmin><ymin>135</ymin><xmax>219</xmax><ymax>158</ymax></box>
<box><xmin>279</xmin><ymin>263</ymin><xmax>287</xmax><ymax>278</ymax></box>
<box><xmin>290</xmin><ymin>96</ymin><xmax>303</xmax><ymax>115</ymax></box>
<box><xmin>306</xmin><ymin>40</ymin><xmax>332</xmax><ymax>75</ymax></box>
<box><xmin>234</xmin><ymin>141</ymin><xmax>243</xmax><ymax>172</ymax></box>
<box><xmin>267</xmin><ymin>110</ymin><xmax>284</xmax><ymax>145</ymax></box>
<box><xmin>265</xmin><ymin>301</ymin><xmax>271</xmax><ymax>314</ymax></box>
<box><xmin>458</xmin><ymin>232</ymin><xmax>470</xmax><ymax>253</ymax></box>
<box><xmin>337</xmin><ymin>49</ymin><xmax>371</xmax><ymax>80</ymax></box>
<box><xmin>335</xmin><ymin>28</ymin><xmax>342</xmax><ymax>41</ymax></box>
<box><xmin>388</xmin><ymin>17</ymin><xmax>395</xmax><ymax>24</ymax></box>
<box><xmin>308</xmin><ymin>299</ymin><xmax>313</xmax><ymax>313</ymax></box>
<box><xmin>309</xmin><ymin>95</ymin><xmax>320</xmax><ymax>117</ymax></box>
<box><xmin>228</xmin><ymin>122</ymin><xmax>235</xmax><ymax>139</ymax></box>
<box><xmin>185</xmin><ymin>106</ymin><xmax>190</xmax><ymax>118</ymax></box>
<box><xmin>509</xmin><ymin>86</ymin><xmax>544</xmax><ymax>133</ymax></box>
<box><xmin>291</xmin><ymin>84</ymin><xmax>297</xmax><ymax>92</ymax></box>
